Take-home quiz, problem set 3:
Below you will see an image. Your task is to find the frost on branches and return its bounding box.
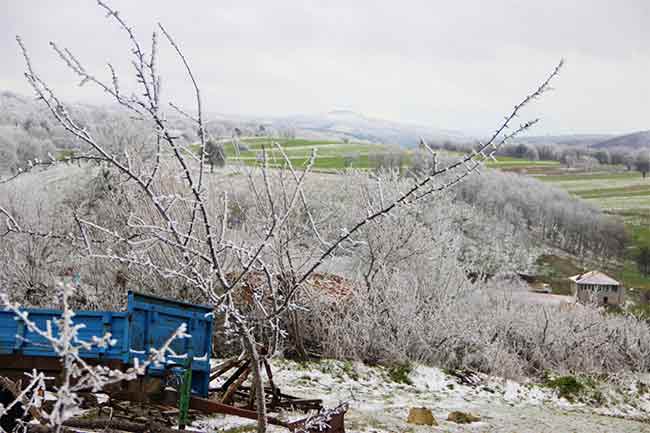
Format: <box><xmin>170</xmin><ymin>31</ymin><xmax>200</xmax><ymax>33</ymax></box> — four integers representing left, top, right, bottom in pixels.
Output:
<box><xmin>0</xmin><ymin>1</ymin><xmax>567</xmax><ymax>433</ymax></box>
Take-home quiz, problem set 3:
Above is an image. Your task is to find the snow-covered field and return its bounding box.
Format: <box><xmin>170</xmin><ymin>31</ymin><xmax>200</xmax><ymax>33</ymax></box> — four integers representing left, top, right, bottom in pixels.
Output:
<box><xmin>197</xmin><ymin>359</ymin><xmax>650</xmax><ymax>433</ymax></box>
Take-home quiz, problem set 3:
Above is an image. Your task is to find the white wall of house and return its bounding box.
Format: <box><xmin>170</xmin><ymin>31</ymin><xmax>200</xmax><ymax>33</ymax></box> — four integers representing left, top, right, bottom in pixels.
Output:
<box><xmin>573</xmin><ymin>283</ymin><xmax>624</xmax><ymax>305</ymax></box>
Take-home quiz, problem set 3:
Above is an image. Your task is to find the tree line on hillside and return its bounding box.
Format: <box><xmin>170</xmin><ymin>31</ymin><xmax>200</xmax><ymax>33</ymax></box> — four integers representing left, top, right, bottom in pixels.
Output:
<box><xmin>455</xmin><ymin>169</ymin><xmax>627</xmax><ymax>259</ymax></box>
<box><xmin>0</xmin><ymin>91</ymin><xmax>303</xmax><ymax>175</ymax></box>
<box><xmin>424</xmin><ymin>137</ymin><xmax>650</xmax><ymax>176</ymax></box>
<box><xmin>362</xmin><ymin>150</ymin><xmax>629</xmax><ymax>261</ymax></box>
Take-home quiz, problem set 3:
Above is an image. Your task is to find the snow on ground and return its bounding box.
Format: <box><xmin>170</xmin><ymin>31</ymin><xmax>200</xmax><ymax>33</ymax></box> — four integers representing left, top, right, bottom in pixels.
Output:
<box><xmin>516</xmin><ymin>292</ymin><xmax>576</xmax><ymax>306</ymax></box>
<box><xmin>196</xmin><ymin>359</ymin><xmax>650</xmax><ymax>433</ymax></box>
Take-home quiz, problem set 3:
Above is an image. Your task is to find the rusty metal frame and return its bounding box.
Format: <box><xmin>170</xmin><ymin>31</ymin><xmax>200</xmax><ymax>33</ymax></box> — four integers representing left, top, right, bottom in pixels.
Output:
<box><xmin>160</xmin><ymin>391</ymin><xmax>345</xmax><ymax>433</ymax></box>
<box><xmin>0</xmin><ymin>353</ymin><xmax>347</xmax><ymax>433</ymax></box>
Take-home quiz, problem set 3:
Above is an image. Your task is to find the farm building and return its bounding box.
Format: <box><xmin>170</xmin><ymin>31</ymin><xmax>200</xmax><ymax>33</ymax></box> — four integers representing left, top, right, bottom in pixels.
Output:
<box><xmin>569</xmin><ymin>271</ymin><xmax>623</xmax><ymax>305</ymax></box>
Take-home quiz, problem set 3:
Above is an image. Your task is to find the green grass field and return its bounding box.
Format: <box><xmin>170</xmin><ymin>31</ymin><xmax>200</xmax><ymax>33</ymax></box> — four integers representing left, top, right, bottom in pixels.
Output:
<box><xmin>219</xmin><ymin>138</ymin><xmax>395</xmax><ymax>170</ymax></box>
<box><xmin>212</xmin><ymin>138</ymin><xmax>558</xmax><ymax>172</ymax></box>
<box><xmin>487</xmin><ymin>156</ymin><xmax>560</xmax><ymax>169</ymax></box>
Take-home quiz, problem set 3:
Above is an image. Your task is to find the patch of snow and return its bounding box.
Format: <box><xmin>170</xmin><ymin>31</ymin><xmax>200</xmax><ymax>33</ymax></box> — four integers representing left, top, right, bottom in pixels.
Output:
<box><xmin>196</xmin><ymin>358</ymin><xmax>650</xmax><ymax>433</ymax></box>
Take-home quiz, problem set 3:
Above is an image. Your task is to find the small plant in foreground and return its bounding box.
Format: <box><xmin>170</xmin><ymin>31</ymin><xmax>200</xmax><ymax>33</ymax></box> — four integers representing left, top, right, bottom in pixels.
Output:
<box><xmin>387</xmin><ymin>363</ymin><xmax>413</xmax><ymax>385</ymax></box>
<box><xmin>544</xmin><ymin>375</ymin><xmax>585</xmax><ymax>402</ymax></box>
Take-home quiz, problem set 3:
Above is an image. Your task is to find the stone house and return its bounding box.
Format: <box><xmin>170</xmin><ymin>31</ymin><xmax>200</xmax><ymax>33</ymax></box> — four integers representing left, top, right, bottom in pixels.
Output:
<box><xmin>569</xmin><ymin>271</ymin><xmax>623</xmax><ymax>306</ymax></box>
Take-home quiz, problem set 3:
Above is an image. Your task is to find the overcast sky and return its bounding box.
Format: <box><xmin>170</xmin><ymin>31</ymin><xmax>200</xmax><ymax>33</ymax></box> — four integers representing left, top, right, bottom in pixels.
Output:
<box><xmin>2</xmin><ymin>0</ymin><xmax>648</xmax><ymax>135</ymax></box>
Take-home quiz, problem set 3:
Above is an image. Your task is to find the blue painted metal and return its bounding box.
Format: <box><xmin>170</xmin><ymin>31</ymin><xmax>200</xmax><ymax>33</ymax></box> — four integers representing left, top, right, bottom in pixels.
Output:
<box><xmin>0</xmin><ymin>291</ymin><xmax>213</xmax><ymax>397</ymax></box>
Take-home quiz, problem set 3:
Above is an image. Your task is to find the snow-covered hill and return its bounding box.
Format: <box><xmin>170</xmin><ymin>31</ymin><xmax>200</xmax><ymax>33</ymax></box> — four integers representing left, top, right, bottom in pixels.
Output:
<box><xmin>271</xmin><ymin>110</ymin><xmax>468</xmax><ymax>147</ymax></box>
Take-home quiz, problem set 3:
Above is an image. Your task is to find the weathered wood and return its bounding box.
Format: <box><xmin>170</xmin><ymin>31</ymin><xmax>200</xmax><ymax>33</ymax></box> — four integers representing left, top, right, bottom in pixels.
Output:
<box><xmin>246</xmin><ymin>379</ymin><xmax>256</xmax><ymax>409</ymax></box>
<box><xmin>232</xmin><ymin>388</ymin><xmax>322</xmax><ymax>411</ymax></box>
<box><xmin>220</xmin><ymin>368</ymin><xmax>250</xmax><ymax>404</ymax></box>
<box><xmin>27</xmin><ymin>425</ymin><xmax>110</xmax><ymax>433</ymax></box>
<box><xmin>274</xmin><ymin>398</ymin><xmax>323</xmax><ymax>407</ymax></box>
<box><xmin>218</xmin><ymin>360</ymin><xmax>251</xmax><ymax>392</ymax></box>
<box><xmin>209</xmin><ymin>357</ymin><xmax>243</xmax><ymax>382</ymax></box>
<box><xmin>262</xmin><ymin>358</ymin><xmax>280</xmax><ymax>407</ymax></box>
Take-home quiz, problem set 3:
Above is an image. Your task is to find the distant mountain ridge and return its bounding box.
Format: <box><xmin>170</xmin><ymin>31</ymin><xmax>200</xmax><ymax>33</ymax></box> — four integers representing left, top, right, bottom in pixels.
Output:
<box><xmin>590</xmin><ymin>130</ymin><xmax>650</xmax><ymax>150</ymax></box>
<box><xmin>517</xmin><ymin>134</ymin><xmax>615</xmax><ymax>147</ymax></box>
<box><xmin>3</xmin><ymin>89</ymin><xmax>646</xmax><ymax>150</ymax></box>
<box><xmin>270</xmin><ymin>110</ymin><xmax>469</xmax><ymax>147</ymax></box>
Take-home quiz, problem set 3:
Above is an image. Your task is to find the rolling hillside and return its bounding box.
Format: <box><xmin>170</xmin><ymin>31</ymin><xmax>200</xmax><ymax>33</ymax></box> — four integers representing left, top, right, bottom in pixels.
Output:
<box><xmin>591</xmin><ymin>130</ymin><xmax>650</xmax><ymax>150</ymax></box>
<box><xmin>271</xmin><ymin>110</ymin><xmax>468</xmax><ymax>147</ymax></box>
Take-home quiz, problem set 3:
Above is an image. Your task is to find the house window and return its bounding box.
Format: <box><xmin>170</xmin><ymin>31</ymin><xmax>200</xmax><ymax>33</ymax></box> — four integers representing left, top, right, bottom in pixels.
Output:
<box><xmin>612</xmin><ymin>286</ymin><xmax>618</xmax><ymax>292</ymax></box>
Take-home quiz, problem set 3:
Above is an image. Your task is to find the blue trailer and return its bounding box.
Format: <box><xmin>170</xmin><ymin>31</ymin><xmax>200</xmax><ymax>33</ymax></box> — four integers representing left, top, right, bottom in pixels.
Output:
<box><xmin>0</xmin><ymin>291</ymin><xmax>213</xmax><ymax>397</ymax></box>
<box><xmin>0</xmin><ymin>291</ymin><xmax>347</xmax><ymax>433</ymax></box>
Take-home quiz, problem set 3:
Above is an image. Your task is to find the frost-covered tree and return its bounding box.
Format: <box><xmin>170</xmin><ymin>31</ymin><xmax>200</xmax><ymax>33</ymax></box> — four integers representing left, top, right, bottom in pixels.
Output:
<box><xmin>593</xmin><ymin>149</ymin><xmax>611</xmax><ymax>165</ymax></box>
<box><xmin>635</xmin><ymin>150</ymin><xmax>650</xmax><ymax>178</ymax></box>
<box><xmin>611</xmin><ymin>148</ymin><xmax>635</xmax><ymax>170</ymax></box>
<box><xmin>637</xmin><ymin>246</ymin><xmax>650</xmax><ymax>276</ymax></box>
<box><xmin>205</xmin><ymin>138</ymin><xmax>226</xmax><ymax>171</ymax></box>
<box><xmin>0</xmin><ymin>1</ymin><xmax>563</xmax><ymax>431</ymax></box>
<box><xmin>0</xmin><ymin>126</ymin><xmax>55</xmax><ymax>174</ymax></box>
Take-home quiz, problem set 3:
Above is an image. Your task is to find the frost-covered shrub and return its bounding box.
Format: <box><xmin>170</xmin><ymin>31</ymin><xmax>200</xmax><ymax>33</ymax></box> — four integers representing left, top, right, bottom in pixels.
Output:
<box><xmin>455</xmin><ymin>169</ymin><xmax>627</xmax><ymax>259</ymax></box>
<box><xmin>302</xmin><ymin>269</ymin><xmax>650</xmax><ymax>379</ymax></box>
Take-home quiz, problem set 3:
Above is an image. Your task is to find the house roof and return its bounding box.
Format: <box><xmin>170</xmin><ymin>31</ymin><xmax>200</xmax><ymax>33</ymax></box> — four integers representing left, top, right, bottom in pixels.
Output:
<box><xmin>568</xmin><ymin>271</ymin><xmax>620</xmax><ymax>286</ymax></box>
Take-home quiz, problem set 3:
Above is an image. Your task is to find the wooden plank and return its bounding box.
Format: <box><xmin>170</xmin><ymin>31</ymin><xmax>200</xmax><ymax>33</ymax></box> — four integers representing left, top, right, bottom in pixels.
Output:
<box><xmin>210</xmin><ymin>357</ymin><xmax>243</xmax><ymax>381</ymax></box>
<box><xmin>220</xmin><ymin>368</ymin><xmax>250</xmax><ymax>404</ymax></box>
<box><xmin>218</xmin><ymin>360</ymin><xmax>250</xmax><ymax>392</ymax></box>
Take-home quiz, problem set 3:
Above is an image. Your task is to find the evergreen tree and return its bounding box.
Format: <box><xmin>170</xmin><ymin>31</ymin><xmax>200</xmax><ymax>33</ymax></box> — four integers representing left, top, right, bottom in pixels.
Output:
<box><xmin>205</xmin><ymin>139</ymin><xmax>226</xmax><ymax>172</ymax></box>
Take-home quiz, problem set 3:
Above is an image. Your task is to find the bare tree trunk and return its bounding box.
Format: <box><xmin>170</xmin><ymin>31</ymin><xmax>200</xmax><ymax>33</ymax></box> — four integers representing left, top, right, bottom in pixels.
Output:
<box><xmin>289</xmin><ymin>310</ymin><xmax>308</xmax><ymax>360</ymax></box>
<box><xmin>234</xmin><ymin>318</ymin><xmax>267</xmax><ymax>433</ymax></box>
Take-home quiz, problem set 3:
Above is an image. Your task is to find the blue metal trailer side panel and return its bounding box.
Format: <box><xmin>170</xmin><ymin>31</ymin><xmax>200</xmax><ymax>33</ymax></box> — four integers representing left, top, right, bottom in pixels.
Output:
<box><xmin>0</xmin><ymin>310</ymin><xmax>21</xmax><ymax>355</ymax></box>
<box><xmin>127</xmin><ymin>292</ymin><xmax>213</xmax><ymax>397</ymax></box>
<box><xmin>0</xmin><ymin>292</ymin><xmax>213</xmax><ymax>397</ymax></box>
<box><xmin>0</xmin><ymin>309</ymin><xmax>128</xmax><ymax>360</ymax></box>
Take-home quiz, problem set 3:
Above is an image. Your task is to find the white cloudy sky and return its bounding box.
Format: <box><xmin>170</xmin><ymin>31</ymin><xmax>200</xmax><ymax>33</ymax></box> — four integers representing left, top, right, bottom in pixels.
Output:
<box><xmin>1</xmin><ymin>0</ymin><xmax>648</xmax><ymax>135</ymax></box>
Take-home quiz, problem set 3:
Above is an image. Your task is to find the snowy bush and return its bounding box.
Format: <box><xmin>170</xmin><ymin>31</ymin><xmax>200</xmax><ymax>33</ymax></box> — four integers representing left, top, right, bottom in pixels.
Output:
<box><xmin>301</xmin><ymin>269</ymin><xmax>650</xmax><ymax>378</ymax></box>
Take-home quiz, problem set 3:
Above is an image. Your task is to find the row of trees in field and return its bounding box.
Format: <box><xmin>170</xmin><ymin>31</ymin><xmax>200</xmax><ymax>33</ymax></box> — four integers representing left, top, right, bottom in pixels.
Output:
<box><xmin>426</xmin><ymin>136</ymin><xmax>650</xmax><ymax>176</ymax></box>
<box><xmin>454</xmin><ymin>169</ymin><xmax>628</xmax><ymax>259</ymax></box>
<box><xmin>372</xmin><ymin>149</ymin><xmax>628</xmax><ymax>262</ymax></box>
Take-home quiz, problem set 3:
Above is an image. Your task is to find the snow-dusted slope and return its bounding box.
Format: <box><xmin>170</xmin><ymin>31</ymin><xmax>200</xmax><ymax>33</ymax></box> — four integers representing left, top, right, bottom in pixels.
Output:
<box><xmin>198</xmin><ymin>359</ymin><xmax>650</xmax><ymax>433</ymax></box>
<box><xmin>272</xmin><ymin>110</ymin><xmax>468</xmax><ymax>147</ymax></box>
